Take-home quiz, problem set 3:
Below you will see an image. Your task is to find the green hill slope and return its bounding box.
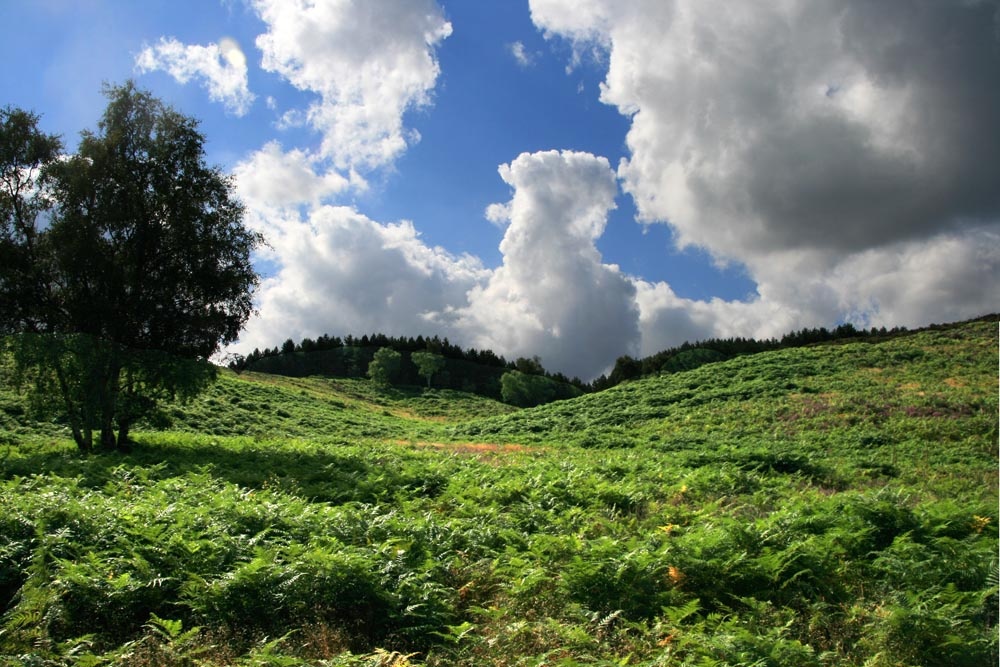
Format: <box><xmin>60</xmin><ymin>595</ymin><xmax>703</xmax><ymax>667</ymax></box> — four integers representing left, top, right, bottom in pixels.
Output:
<box><xmin>456</xmin><ymin>318</ymin><xmax>994</xmax><ymax>441</ymax></box>
<box><xmin>153</xmin><ymin>371</ymin><xmax>516</xmax><ymax>440</ymax></box>
<box><xmin>0</xmin><ymin>318</ymin><xmax>996</xmax><ymax>666</ymax></box>
<box><xmin>450</xmin><ymin>318</ymin><xmax>997</xmax><ymax>480</ymax></box>
<box><xmin>0</xmin><ymin>366</ymin><xmax>516</xmax><ymax>445</ymax></box>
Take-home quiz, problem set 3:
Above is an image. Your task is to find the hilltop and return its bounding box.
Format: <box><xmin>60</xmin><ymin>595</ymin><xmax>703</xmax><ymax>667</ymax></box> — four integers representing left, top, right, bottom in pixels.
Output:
<box><xmin>0</xmin><ymin>317</ymin><xmax>996</xmax><ymax>666</ymax></box>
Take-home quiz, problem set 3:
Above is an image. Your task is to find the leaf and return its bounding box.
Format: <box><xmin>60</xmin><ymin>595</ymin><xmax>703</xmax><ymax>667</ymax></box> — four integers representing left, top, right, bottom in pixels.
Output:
<box><xmin>432</xmin><ymin>621</ymin><xmax>475</xmax><ymax>644</ymax></box>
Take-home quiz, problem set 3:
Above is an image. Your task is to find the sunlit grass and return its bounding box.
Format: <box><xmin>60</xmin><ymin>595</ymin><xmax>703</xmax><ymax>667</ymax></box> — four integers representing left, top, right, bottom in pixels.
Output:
<box><xmin>1</xmin><ymin>319</ymin><xmax>996</xmax><ymax>665</ymax></box>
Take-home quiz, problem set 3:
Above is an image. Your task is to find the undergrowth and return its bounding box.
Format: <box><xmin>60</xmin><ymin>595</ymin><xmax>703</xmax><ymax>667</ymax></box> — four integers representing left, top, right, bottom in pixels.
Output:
<box><xmin>0</xmin><ymin>319</ymin><xmax>996</xmax><ymax>666</ymax></box>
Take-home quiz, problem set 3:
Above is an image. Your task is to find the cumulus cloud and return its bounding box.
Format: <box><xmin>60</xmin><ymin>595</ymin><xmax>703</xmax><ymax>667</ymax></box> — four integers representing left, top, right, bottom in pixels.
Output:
<box><xmin>447</xmin><ymin>150</ymin><xmax>640</xmax><ymax>380</ymax></box>
<box><xmin>826</xmin><ymin>227</ymin><xmax>1000</xmax><ymax>329</ymax></box>
<box><xmin>233</xmin><ymin>150</ymin><xmax>642</xmax><ymax>381</ymax></box>
<box><xmin>251</xmin><ymin>0</ymin><xmax>452</xmax><ymax>172</ymax></box>
<box><xmin>233</xmin><ymin>206</ymin><xmax>488</xmax><ymax>355</ymax></box>
<box><xmin>634</xmin><ymin>280</ymin><xmax>791</xmax><ymax>357</ymax></box>
<box><xmin>233</xmin><ymin>141</ymin><xmax>351</xmax><ymax>215</ymax></box>
<box><xmin>135</xmin><ymin>36</ymin><xmax>254</xmax><ymax>115</ymax></box>
<box><xmin>228</xmin><ymin>0</ymin><xmax>998</xmax><ymax>380</ymax></box>
<box><xmin>228</xmin><ymin>0</ymin><xmax>452</xmax><ymax>264</ymax></box>
<box><xmin>532</xmin><ymin>0</ymin><xmax>1000</xmax><ymax>340</ymax></box>
<box><xmin>226</xmin><ymin>1</ymin><xmax>472</xmax><ymax>361</ymax></box>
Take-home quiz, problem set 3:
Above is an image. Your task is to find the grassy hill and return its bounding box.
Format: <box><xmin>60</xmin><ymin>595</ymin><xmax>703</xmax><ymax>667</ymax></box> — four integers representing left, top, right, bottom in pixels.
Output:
<box><xmin>0</xmin><ymin>318</ymin><xmax>996</xmax><ymax>666</ymax></box>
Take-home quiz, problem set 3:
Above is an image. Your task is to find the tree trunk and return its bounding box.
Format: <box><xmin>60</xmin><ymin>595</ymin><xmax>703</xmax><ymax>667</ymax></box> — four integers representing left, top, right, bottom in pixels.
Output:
<box><xmin>99</xmin><ymin>424</ymin><xmax>116</xmax><ymax>450</ymax></box>
<box><xmin>53</xmin><ymin>362</ymin><xmax>91</xmax><ymax>454</ymax></box>
<box><xmin>116</xmin><ymin>416</ymin><xmax>131</xmax><ymax>451</ymax></box>
<box><xmin>99</xmin><ymin>357</ymin><xmax>122</xmax><ymax>451</ymax></box>
<box><xmin>116</xmin><ymin>369</ymin><xmax>136</xmax><ymax>450</ymax></box>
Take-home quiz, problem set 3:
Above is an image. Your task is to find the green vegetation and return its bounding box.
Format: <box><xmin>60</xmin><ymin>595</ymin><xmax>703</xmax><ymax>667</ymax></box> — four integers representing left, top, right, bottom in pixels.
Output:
<box><xmin>411</xmin><ymin>352</ymin><xmax>446</xmax><ymax>389</ymax></box>
<box><xmin>231</xmin><ymin>322</ymin><xmax>906</xmax><ymax>406</ymax></box>
<box><xmin>500</xmin><ymin>369</ymin><xmax>585</xmax><ymax>407</ymax></box>
<box><xmin>367</xmin><ymin>348</ymin><xmax>403</xmax><ymax>386</ymax></box>
<box><xmin>1</xmin><ymin>84</ymin><xmax>260</xmax><ymax>453</ymax></box>
<box><xmin>233</xmin><ymin>333</ymin><xmax>589</xmax><ymax>404</ymax></box>
<box><xmin>1</xmin><ymin>319</ymin><xmax>996</xmax><ymax>666</ymax></box>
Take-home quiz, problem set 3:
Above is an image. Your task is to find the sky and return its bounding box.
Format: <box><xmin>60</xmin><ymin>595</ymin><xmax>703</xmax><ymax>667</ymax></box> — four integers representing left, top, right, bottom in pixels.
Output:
<box><xmin>2</xmin><ymin>0</ymin><xmax>998</xmax><ymax>381</ymax></box>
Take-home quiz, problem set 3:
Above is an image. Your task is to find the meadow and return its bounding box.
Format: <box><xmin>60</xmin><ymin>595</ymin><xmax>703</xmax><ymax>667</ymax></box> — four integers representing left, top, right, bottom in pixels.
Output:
<box><xmin>0</xmin><ymin>319</ymin><xmax>996</xmax><ymax>666</ymax></box>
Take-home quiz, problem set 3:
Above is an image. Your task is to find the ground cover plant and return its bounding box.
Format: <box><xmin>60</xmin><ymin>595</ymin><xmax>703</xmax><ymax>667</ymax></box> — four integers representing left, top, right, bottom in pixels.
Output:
<box><xmin>0</xmin><ymin>318</ymin><xmax>996</xmax><ymax>666</ymax></box>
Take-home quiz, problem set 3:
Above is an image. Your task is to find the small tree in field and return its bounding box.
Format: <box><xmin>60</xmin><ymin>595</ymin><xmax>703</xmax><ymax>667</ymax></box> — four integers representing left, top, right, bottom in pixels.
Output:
<box><xmin>367</xmin><ymin>347</ymin><xmax>401</xmax><ymax>386</ymax></box>
<box><xmin>411</xmin><ymin>351</ymin><xmax>445</xmax><ymax>389</ymax></box>
<box><xmin>500</xmin><ymin>370</ymin><xmax>582</xmax><ymax>407</ymax></box>
<box><xmin>0</xmin><ymin>83</ymin><xmax>261</xmax><ymax>452</ymax></box>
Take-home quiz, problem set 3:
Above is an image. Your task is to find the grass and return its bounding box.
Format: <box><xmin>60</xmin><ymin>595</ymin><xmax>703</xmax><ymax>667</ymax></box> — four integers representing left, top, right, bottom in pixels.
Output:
<box><xmin>146</xmin><ymin>371</ymin><xmax>515</xmax><ymax>441</ymax></box>
<box><xmin>0</xmin><ymin>318</ymin><xmax>996</xmax><ymax>666</ymax></box>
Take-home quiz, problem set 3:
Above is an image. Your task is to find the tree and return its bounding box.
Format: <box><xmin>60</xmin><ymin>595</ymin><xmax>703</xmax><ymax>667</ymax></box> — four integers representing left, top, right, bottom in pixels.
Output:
<box><xmin>0</xmin><ymin>83</ymin><xmax>261</xmax><ymax>452</ymax></box>
<box><xmin>500</xmin><ymin>370</ymin><xmax>584</xmax><ymax>407</ymax></box>
<box><xmin>515</xmin><ymin>355</ymin><xmax>545</xmax><ymax>375</ymax></box>
<box><xmin>608</xmin><ymin>355</ymin><xmax>642</xmax><ymax>385</ymax></box>
<box><xmin>367</xmin><ymin>347</ymin><xmax>401</xmax><ymax>386</ymax></box>
<box><xmin>0</xmin><ymin>107</ymin><xmax>62</xmax><ymax>334</ymax></box>
<box><xmin>411</xmin><ymin>351</ymin><xmax>445</xmax><ymax>389</ymax></box>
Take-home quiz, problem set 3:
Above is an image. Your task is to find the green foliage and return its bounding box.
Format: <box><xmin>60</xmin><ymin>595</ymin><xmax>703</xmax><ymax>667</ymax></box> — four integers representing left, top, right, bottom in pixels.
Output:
<box><xmin>500</xmin><ymin>370</ymin><xmax>583</xmax><ymax>407</ymax></box>
<box><xmin>659</xmin><ymin>347</ymin><xmax>727</xmax><ymax>373</ymax></box>
<box><xmin>0</xmin><ymin>83</ymin><xmax>261</xmax><ymax>451</ymax></box>
<box><xmin>238</xmin><ymin>334</ymin><xmax>593</xmax><ymax>404</ymax></box>
<box><xmin>0</xmin><ymin>106</ymin><xmax>62</xmax><ymax>336</ymax></box>
<box><xmin>411</xmin><ymin>352</ymin><xmax>446</xmax><ymax>389</ymax></box>
<box><xmin>0</xmin><ymin>318</ymin><xmax>996</xmax><ymax>666</ymax></box>
<box><xmin>368</xmin><ymin>348</ymin><xmax>402</xmax><ymax>386</ymax></box>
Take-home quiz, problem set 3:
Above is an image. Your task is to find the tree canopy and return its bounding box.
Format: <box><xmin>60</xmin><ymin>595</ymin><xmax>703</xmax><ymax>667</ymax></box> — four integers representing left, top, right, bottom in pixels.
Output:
<box><xmin>0</xmin><ymin>83</ymin><xmax>262</xmax><ymax>452</ymax></box>
<box><xmin>500</xmin><ymin>370</ymin><xmax>583</xmax><ymax>408</ymax></box>
<box><xmin>411</xmin><ymin>351</ymin><xmax>446</xmax><ymax>389</ymax></box>
<box><xmin>367</xmin><ymin>347</ymin><xmax>402</xmax><ymax>386</ymax></box>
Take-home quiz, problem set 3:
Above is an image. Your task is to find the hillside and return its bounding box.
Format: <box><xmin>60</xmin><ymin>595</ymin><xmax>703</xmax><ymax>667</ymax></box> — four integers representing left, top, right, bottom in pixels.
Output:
<box><xmin>452</xmin><ymin>318</ymin><xmax>997</xmax><ymax>451</ymax></box>
<box><xmin>156</xmin><ymin>371</ymin><xmax>516</xmax><ymax>439</ymax></box>
<box><xmin>0</xmin><ymin>318</ymin><xmax>996</xmax><ymax>666</ymax></box>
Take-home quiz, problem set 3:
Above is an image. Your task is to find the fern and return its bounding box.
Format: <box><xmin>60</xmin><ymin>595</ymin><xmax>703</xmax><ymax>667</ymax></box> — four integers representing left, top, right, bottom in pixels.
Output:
<box><xmin>0</xmin><ymin>319</ymin><xmax>996</xmax><ymax>665</ymax></box>
<box><xmin>592</xmin><ymin>609</ymin><xmax>623</xmax><ymax>640</ymax></box>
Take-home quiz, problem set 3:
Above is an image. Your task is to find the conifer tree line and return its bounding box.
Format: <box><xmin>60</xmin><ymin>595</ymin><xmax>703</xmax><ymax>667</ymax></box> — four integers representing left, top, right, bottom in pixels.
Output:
<box><xmin>591</xmin><ymin>322</ymin><xmax>915</xmax><ymax>391</ymax></box>
<box><xmin>231</xmin><ymin>332</ymin><xmax>512</xmax><ymax>375</ymax></box>
<box><xmin>229</xmin><ymin>332</ymin><xmax>589</xmax><ymax>405</ymax></box>
<box><xmin>230</xmin><ymin>320</ymin><xmax>928</xmax><ymax>406</ymax></box>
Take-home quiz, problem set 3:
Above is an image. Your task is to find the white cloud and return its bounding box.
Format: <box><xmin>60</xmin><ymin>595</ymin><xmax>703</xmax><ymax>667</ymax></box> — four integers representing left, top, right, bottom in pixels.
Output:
<box><xmin>233</xmin><ymin>141</ymin><xmax>349</xmax><ymax>215</ymax></box>
<box><xmin>532</xmin><ymin>0</ymin><xmax>1000</xmax><ymax>341</ymax></box>
<box><xmin>636</xmin><ymin>226</ymin><xmax>1000</xmax><ymax>355</ymax></box>
<box><xmin>231</xmin><ymin>150</ymin><xmax>642</xmax><ymax>381</ymax></box>
<box><xmin>228</xmin><ymin>0</ymin><xmax>998</xmax><ymax>381</ymax></box>
<box><xmin>529</xmin><ymin>0</ymin><xmax>613</xmax><ymax>43</ymax></box>
<box><xmin>508</xmin><ymin>41</ymin><xmax>534</xmax><ymax>67</ymax></box>
<box><xmin>448</xmin><ymin>150</ymin><xmax>640</xmax><ymax>380</ymax></box>
<box><xmin>634</xmin><ymin>280</ymin><xmax>789</xmax><ymax>357</ymax></box>
<box><xmin>233</xmin><ymin>205</ymin><xmax>488</xmax><ymax>355</ymax></box>
<box><xmin>226</xmin><ymin>2</ymin><xmax>478</xmax><ymax>364</ymax></box>
<box><xmin>251</xmin><ymin>0</ymin><xmax>452</xmax><ymax>172</ymax></box>
<box><xmin>484</xmin><ymin>201</ymin><xmax>511</xmax><ymax>227</ymax></box>
<box><xmin>825</xmin><ymin>227</ymin><xmax>1000</xmax><ymax>330</ymax></box>
<box><xmin>135</xmin><ymin>36</ymin><xmax>254</xmax><ymax>116</ymax></box>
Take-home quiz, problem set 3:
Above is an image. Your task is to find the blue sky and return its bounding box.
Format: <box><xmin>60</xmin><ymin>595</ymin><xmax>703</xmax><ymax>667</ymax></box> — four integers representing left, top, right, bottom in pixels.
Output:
<box><xmin>2</xmin><ymin>0</ymin><xmax>997</xmax><ymax>379</ymax></box>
